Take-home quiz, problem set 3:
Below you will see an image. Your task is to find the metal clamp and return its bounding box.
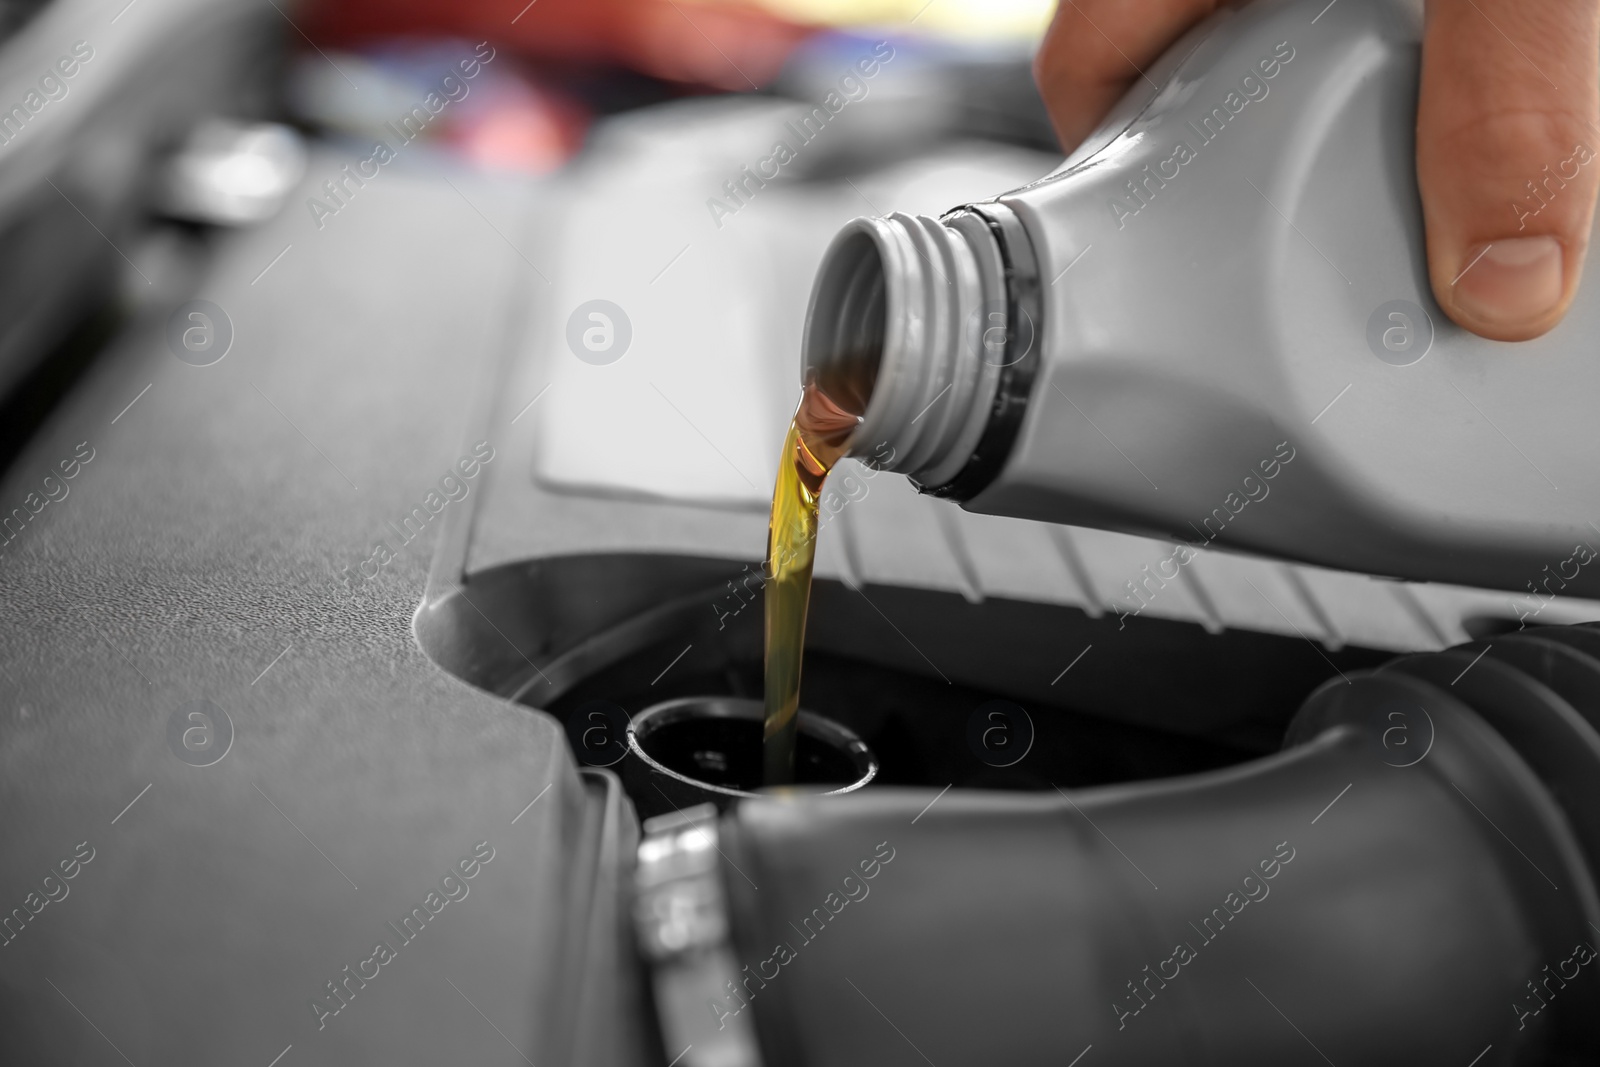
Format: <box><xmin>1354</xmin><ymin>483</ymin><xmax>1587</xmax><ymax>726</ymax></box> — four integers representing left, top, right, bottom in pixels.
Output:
<box><xmin>634</xmin><ymin>804</ymin><xmax>764</xmax><ymax>1067</ymax></box>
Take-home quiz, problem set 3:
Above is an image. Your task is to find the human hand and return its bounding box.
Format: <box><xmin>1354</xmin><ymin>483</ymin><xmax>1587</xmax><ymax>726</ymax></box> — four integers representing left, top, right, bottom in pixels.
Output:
<box><xmin>1033</xmin><ymin>0</ymin><xmax>1600</xmax><ymax>341</ymax></box>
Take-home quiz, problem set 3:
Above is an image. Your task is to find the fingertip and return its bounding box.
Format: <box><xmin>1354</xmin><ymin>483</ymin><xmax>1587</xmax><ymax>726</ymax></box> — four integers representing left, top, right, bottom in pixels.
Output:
<box><xmin>1435</xmin><ymin>236</ymin><xmax>1574</xmax><ymax>341</ymax></box>
<box><xmin>1414</xmin><ymin>0</ymin><xmax>1599</xmax><ymax>342</ymax></box>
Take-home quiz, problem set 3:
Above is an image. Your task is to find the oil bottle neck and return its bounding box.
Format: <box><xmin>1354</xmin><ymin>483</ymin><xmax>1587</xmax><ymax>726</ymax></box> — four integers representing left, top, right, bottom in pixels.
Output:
<box><xmin>800</xmin><ymin>205</ymin><xmax>1042</xmax><ymax>496</ymax></box>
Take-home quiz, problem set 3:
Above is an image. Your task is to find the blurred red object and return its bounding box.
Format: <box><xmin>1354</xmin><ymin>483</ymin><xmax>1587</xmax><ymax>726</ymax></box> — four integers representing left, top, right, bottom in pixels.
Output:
<box><xmin>450</xmin><ymin>77</ymin><xmax>587</xmax><ymax>174</ymax></box>
<box><xmin>307</xmin><ymin>0</ymin><xmax>816</xmax><ymax>92</ymax></box>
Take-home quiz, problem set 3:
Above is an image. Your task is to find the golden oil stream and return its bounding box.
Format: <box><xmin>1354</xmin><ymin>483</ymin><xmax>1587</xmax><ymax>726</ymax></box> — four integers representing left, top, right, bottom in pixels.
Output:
<box><xmin>762</xmin><ymin>379</ymin><xmax>860</xmax><ymax>785</ymax></box>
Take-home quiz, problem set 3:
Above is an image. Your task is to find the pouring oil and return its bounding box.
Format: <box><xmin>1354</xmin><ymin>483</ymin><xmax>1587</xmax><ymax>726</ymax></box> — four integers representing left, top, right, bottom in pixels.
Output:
<box><xmin>762</xmin><ymin>378</ymin><xmax>862</xmax><ymax>785</ymax></box>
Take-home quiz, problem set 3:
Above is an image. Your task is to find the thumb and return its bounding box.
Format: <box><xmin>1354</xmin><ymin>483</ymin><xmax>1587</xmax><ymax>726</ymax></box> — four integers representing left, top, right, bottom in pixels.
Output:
<box><xmin>1417</xmin><ymin>0</ymin><xmax>1600</xmax><ymax>341</ymax></box>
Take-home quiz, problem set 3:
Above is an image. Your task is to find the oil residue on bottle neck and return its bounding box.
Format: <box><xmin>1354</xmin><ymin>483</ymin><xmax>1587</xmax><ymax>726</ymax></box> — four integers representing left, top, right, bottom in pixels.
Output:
<box><xmin>763</xmin><ymin>377</ymin><xmax>861</xmax><ymax>785</ymax></box>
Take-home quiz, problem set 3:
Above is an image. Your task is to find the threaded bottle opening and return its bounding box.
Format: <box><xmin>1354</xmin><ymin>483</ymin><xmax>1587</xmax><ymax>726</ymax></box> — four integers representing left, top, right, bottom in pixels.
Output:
<box><xmin>801</xmin><ymin>212</ymin><xmax>1007</xmax><ymax>485</ymax></box>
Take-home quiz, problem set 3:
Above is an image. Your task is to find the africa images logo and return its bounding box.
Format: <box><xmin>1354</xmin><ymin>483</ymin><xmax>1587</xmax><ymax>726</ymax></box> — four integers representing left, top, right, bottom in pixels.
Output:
<box><xmin>167</xmin><ymin>699</ymin><xmax>234</xmax><ymax>768</ymax></box>
<box><xmin>1109</xmin><ymin>41</ymin><xmax>1296</xmax><ymax>230</ymax></box>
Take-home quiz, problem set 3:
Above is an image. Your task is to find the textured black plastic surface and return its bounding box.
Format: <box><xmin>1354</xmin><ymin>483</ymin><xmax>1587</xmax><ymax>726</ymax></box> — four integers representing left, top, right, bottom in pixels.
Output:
<box><xmin>0</xmin><ymin>159</ymin><xmax>649</xmax><ymax>1065</ymax></box>
<box><xmin>717</xmin><ymin>651</ymin><xmax>1600</xmax><ymax>1066</ymax></box>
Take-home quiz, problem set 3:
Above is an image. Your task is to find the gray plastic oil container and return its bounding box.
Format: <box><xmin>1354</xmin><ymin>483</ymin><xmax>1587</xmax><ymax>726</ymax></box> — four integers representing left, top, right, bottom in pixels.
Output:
<box><xmin>802</xmin><ymin>0</ymin><xmax>1600</xmax><ymax>601</ymax></box>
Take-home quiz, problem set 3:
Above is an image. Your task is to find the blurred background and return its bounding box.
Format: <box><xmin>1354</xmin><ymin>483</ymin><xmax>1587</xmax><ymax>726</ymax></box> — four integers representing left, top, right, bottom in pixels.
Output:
<box><xmin>0</xmin><ymin>0</ymin><xmax>1067</xmax><ymax>493</ymax></box>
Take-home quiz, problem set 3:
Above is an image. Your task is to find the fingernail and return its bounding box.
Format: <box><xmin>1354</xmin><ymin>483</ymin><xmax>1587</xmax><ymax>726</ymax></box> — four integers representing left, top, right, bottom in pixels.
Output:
<box><xmin>1453</xmin><ymin>237</ymin><xmax>1564</xmax><ymax>329</ymax></box>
